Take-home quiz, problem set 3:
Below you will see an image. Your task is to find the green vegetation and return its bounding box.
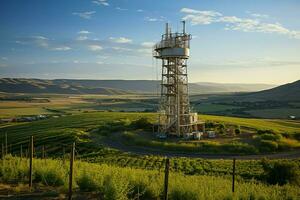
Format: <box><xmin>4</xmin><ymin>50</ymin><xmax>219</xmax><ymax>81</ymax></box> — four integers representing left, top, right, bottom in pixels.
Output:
<box><xmin>199</xmin><ymin>115</ymin><xmax>300</xmax><ymax>134</ymax></box>
<box><xmin>121</xmin><ymin>131</ymin><xmax>259</xmax><ymax>154</ymax></box>
<box><xmin>193</xmin><ymin>103</ymin><xmax>241</xmax><ymax>113</ymax></box>
<box><xmin>0</xmin><ymin>112</ymin><xmax>299</xmax><ymax>157</ymax></box>
<box><xmin>0</xmin><ymin>107</ymin><xmax>53</xmax><ymax>118</ymax></box>
<box><xmin>262</xmin><ymin>159</ymin><xmax>300</xmax><ymax>186</ymax></box>
<box><xmin>1</xmin><ymin>156</ymin><xmax>300</xmax><ymax>200</ymax></box>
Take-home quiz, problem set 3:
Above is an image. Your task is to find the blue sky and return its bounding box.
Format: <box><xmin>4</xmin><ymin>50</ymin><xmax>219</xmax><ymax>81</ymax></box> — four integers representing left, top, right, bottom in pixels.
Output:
<box><xmin>0</xmin><ymin>0</ymin><xmax>299</xmax><ymax>84</ymax></box>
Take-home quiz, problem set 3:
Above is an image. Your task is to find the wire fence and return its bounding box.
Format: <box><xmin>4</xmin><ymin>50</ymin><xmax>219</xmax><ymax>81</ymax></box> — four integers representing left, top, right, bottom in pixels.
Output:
<box><xmin>0</xmin><ymin>134</ymin><xmax>238</xmax><ymax>200</ymax></box>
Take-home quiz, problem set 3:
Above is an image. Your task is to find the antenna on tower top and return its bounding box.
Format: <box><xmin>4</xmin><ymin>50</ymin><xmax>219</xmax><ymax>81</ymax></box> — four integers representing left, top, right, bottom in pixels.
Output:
<box><xmin>182</xmin><ymin>20</ymin><xmax>186</xmax><ymax>34</ymax></box>
<box><xmin>165</xmin><ymin>23</ymin><xmax>169</xmax><ymax>36</ymax></box>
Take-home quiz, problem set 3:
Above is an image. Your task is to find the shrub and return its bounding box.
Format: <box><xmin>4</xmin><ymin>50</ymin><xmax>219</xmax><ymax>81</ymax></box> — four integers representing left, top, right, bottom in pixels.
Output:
<box><xmin>262</xmin><ymin>160</ymin><xmax>300</xmax><ymax>186</ymax></box>
<box><xmin>277</xmin><ymin>138</ymin><xmax>300</xmax><ymax>150</ymax></box>
<box><xmin>222</xmin><ymin>142</ymin><xmax>258</xmax><ymax>154</ymax></box>
<box><xmin>234</xmin><ymin>126</ymin><xmax>241</xmax><ymax>135</ymax></box>
<box><xmin>205</xmin><ymin>121</ymin><xmax>216</xmax><ymax>129</ymax></box>
<box><xmin>259</xmin><ymin>140</ymin><xmax>278</xmax><ymax>152</ymax></box>
<box><xmin>217</xmin><ymin>123</ymin><xmax>226</xmax><ymax>134</ymax></box>
<box><xmin>33</xmin><ymin>161</ymin><xmax>66</xmax><ymax>186</ymax></box>
<box><xmin>77</xmin><ymin>172</ymin><xmax>99</xmax><ymax>192</ymax></box>
<box><xmin>257</xmin><ymin>130</ymin><xmax>275</xmax><ymax>135</ymax></box>
<box><xmin>102</xmin><ymin>175</ymin><xmax>131</xmax><ymax>200</ymax></box>
<box><xmin>130</xmin><ymin>117</ymin><xmax>152</xmax><ymax>130</ymax></box>
<box><xmin>128</xmin><ymin>181</ymin><xmax>159</xmax><ymax>200</ymax></box>
<box><xmin>259</xmin><ymin>133</ymin><xmax>282</xmax><ymax>141</ymax></box>
<box><xmin>169</xmin><ymin>188</ymin><xmax>198</xmax><ymax>200</ymax></box>
<box><xmin>292</xmin><ymin>132</ymin><xmax>300</xmax><ymax>141</ymax></box>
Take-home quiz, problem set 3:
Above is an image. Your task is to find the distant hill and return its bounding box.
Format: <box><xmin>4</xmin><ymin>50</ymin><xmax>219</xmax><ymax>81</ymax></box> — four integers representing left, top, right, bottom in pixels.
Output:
<box><xmin>0</xmin><ymin>78</ymin><xmax>276</xmax><ymax>95</ymax></box>
<box><xmin>239</xmin><ymin>80</ymin><xmax>300</xmax><ymax>101</ymax></box>
<box><xmin>0</xmin><ymin>78</ymin><xmax>128</xmax><ymax>95</ymax></box>
<box><xmin>194</xmin><ymin>82</ymin><xmax>275</xmax><ymax>93</ymax></box>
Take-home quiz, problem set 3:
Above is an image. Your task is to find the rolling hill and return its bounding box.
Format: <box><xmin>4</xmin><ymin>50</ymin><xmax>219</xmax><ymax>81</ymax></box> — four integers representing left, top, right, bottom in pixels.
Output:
<box><xmin>0</xmin><ymin>78</ymin><xmax>275</xmax><ymax>95</ymax></box>
<box><xmin>241</xmin><ymin>80</ymin><xmax>300</xmax><ymax>101</ymax></box>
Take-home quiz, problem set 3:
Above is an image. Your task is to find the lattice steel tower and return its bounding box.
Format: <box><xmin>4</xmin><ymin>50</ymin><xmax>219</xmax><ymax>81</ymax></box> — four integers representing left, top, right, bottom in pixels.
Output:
<box><xmin>154</xmin><ymin>21</ymin><xmax>199</xmax><ymax>137</ymax></box>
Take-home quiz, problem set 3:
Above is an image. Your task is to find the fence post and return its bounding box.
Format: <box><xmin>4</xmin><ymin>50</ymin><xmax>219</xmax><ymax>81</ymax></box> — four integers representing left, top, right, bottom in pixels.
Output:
<box><xmin>69</xmin><ymin>142</ymin><xmax>75</xmax><ymax>200</ymax></box>
<box><xmin>164</xmin><ymin>158</ymin><xmax>170</xmax><ymax>200</ymax></box>
<box><xmin>42</xmin><ymin>145</ymin><xmax>45</xmax><ymax>159</ymax></box>
<box><xmin>5</xmin><ymin>132</ymin><xmax>7</xmax><ymax>155</ymax></box>
<box><xmin>29</xmin><ymin>136</ymin><xmax>33</xmax><ymax>188</ymax></box>
<box><xmin>1</xmin><ymin>143</ymin><xmax>4</xmax><ymax>159</ymax></box>
<box><xmin>232</xmin><ymin>158</ymin><xmax>236</xmax><ymax>193</ymax></box>
<box><xmin>20</xmin><ymin>144</ymin><xmax>23</xmax><ymax>158</ymax></box>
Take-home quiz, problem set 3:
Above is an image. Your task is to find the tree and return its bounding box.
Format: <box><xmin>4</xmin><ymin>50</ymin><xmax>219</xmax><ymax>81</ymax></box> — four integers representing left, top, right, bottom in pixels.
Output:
<box><xmin>234</xmin><ymin>126</ymin><xmax>241</xmax><ymax>135</ymax></box>
<box><xmin>262</xmin><ymin>159</ymin><xmax>300</xmax><ymax>186</ymax></box>
<box><xmin>218</xmin><ymin>123</ymin><xmax>226</xmax><ymax>134</ymax></box>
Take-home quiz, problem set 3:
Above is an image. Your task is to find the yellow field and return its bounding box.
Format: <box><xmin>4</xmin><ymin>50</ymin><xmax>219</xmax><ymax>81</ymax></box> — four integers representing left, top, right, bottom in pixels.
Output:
<box><xmin>0</xmin><ymin>96</ymin><xmax>91</xmax><ymax>117</ymax></box>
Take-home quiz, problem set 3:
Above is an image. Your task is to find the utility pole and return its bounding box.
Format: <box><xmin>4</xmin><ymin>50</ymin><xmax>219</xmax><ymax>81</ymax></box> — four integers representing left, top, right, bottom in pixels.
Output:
<box><xmin>68</xmin><ymin>142</ymin><xmax>75</xmax><ymax>200</ymax></box>
<box><xmin>29</xmin><ymin>136</ymin><xmax>33</xmax><ymax>188</ymax></box>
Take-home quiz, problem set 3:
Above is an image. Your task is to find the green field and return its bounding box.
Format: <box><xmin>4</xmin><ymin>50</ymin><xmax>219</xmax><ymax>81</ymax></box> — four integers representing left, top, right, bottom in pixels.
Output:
<box><xmin>246</xmin><ymin>108</ymin><xmax>300</xmax><ymax>119</ymax></box>
<box><xmin>1</xmin><ymin>112</ymin><xmax>299</xmax><ymax>156</ymax></box>
<box><xmin>0</xmin><ymin>107</ymin><xmax>300</xmax><ymax>198</ymax></box>
<box><xmin>199</xmin><ymin>115</ymin><xmax>300</xmax><ymax>134</ymax></box>
<box><xmin>1</xmin><ymin>93</ymin><xmax>300</xmax><ymax>119</ymax></box>
<box><xmin>193</xmin><ymin>103</ymin><xmax>241</xmax><ymax>112</ymax></box>
<box><xmin>0</xmin><ymin>94</ymin><xmax>157</xmax><ymax>118</ymax></box>
<box><xmin>1</xmin><ymin>156</ymin><xmax>300</xmax><ymax>200</ymax></box>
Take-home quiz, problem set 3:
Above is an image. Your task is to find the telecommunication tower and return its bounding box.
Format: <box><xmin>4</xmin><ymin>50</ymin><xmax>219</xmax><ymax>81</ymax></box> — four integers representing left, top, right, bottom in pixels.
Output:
<box><xmin>154</xmin><ymin>21</ymin><xmax>202</xmax><ymax>138</ymax></box>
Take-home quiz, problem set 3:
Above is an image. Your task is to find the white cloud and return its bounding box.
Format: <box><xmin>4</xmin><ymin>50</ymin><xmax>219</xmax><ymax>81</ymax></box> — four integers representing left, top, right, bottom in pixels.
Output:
<box><xmin>73</xmin><ymin>11</ymin><xmax>96</xmax><ymax>19</ymax></box>
<box><xmin>88</xmin><ymin>45</ymin><xmax>103</xmax><ymax>51</ymax></box>
<box><xmin>181</xmin><ymin>8</ymin><xmax>222</xmax><ymax>25</ymax></box>
<box><xmin>92</xmin><ymin>0</ymin><xmax>109</xmax><ymax>6</ymax></box>
<box><xmin>32</xmin><ymin>36</ymin><xmax>49</xmax><ymax>40</ymax></box>
<box><xmin>181</xmin><ymin>8</ymin><xmax>222</xmax><ymax>16</ymax></box>
<box><xmin>141</xmin><ymin>42</ymin><xmax>155</xmax><ymax>48</ymax></box>
<box><xmin>32</xmin><ymin>35</ymin><xmax>49</xmax><ymax>48</ymax></box>
<box><xmin>137</xmin><ymin>9</ymin><xmax>143</xmax><ymax>12</ymax></box>
<box><xmin>78</xmin><ymin>30</ymin><xmax>91</xmax><ymax>34</ymax></box>
<box><xmin>145</xmin><ymin>16</ymin><xmax>165</xmax><ymax>22</ymax></box>
<box><xmin>246</xmin><ymin>11</ymin><xmax>269</xmax><ymax>19</ymax></box>
<box><xmin>109</xmin><ymin>37</ymin><xmax>132</xmax><ymax>43</ymax></box>
<box><xmin>15</xmin><ymin>40</ymin><xmax>27</xmax><ymax>45</ymax></box>
<box><xmin>52</xmin><ymin>46</ymin><xmax>71</xmax><ymax>51</ymax></box>
<box><xmin>181</xmin><ymin>8</ymin><xmax>300</xmax><ymax>39</ymax></box>
<box><xmin>76</xmin><ymin>35</ymin><xmax>88</xmax><ymax>41</ymax></box>
<box><xmin>96</xmin><ymin>61</ymin><xmax>104</xmax><ymax>65</ymax></box>
<box><xmin>112</xmin><ymin>47</ymin><xmax>132</xmax><ymax>51</ymax></box>
<box><xmin>116</xmin><ymin>7</ymin><xmax>128</xmax><ymax>11</ymax></box>
<box><xmin>1</xmin><ymin>57</ymin><xmax>8</xmax><ymax>60</ymax></box>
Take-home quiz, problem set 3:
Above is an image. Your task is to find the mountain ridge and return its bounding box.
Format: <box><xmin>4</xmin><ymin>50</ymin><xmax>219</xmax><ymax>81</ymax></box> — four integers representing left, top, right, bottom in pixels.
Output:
<box><xmin>0</xmin><ymin>78</ymin><xmax>277</xmax><ymax>95</ymax></box>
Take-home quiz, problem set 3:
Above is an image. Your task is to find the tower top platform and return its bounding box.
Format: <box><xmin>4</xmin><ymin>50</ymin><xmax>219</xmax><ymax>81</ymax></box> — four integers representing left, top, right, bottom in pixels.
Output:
<box><xmin>153</xmin><ymin>21</ymin><xmax>192</xmax><ymax>59</ymax></box>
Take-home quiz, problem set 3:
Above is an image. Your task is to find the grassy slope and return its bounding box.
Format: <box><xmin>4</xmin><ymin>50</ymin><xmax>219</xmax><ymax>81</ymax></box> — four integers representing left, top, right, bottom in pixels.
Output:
<box><xmin>0</xmin><ymin>112</ymin><xmax>155</xmax><ymax>152</ymax></box>
<box><xmin>200</xmin><ymin>114</ymin><xmax>300</xmax><ymax>134</ymax></box>
<box><xmin>0</xmin><ymin>112</ymin><xmax>299</xmax><ymax>159</ymax></box>
<box><xmin>1</xmin><ymin>156</ymin><xmax>299</xmax><ymax>200</ymax></box>
<box><xmin>243</xmin><ymin>80</ymin><xmax>300</xmax><ymax>102</ymax></box>
<box><xmin>0</xmin><ymin>112</ymin><xmax>299</xmax><ymax>182</ymax></box>
<box><xmin>1</xmin><ymin>112</ymin><xmax>299</xmax><ymax>145</ymax></box>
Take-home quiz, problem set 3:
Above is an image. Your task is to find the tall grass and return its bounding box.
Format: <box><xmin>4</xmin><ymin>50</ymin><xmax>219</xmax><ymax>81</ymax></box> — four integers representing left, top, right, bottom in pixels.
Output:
<box><xmin>0</xmin><ymin>155</ymin><xmax>299</xmax><ymax>200</ymax></box>
<box><xmin>122</xmin><ymin>131</ymin><xmax>258</xmax><ymax>154</ymax></box>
